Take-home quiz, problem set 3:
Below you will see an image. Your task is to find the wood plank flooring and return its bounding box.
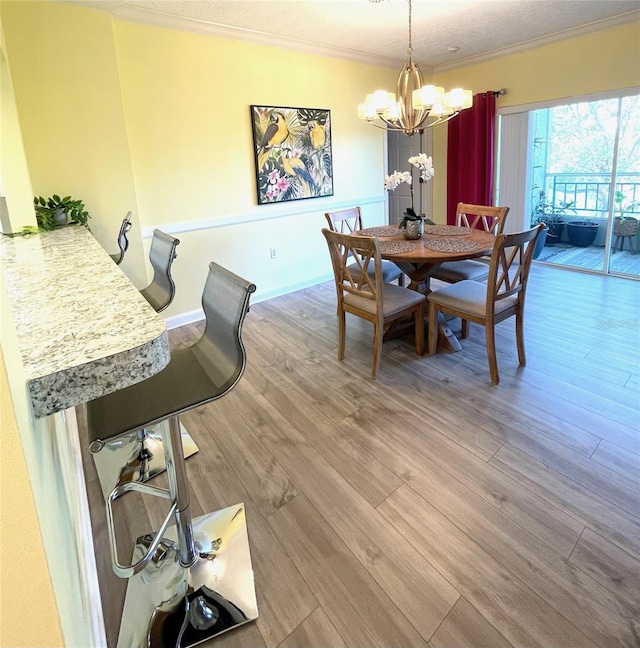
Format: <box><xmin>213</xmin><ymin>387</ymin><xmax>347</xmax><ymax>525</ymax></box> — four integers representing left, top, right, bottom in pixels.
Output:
<box><xmin>79</xmin><ymin>263</ymin><xmax>640</xmax><ymax>648</ymax></box>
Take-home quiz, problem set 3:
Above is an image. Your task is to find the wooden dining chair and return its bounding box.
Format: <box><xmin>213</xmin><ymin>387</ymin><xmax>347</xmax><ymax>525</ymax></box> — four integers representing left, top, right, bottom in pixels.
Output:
<box><xmin>431</xmin><ymin>203</ymin><xmax>510</xmax><ymax>284</ymax></box>
<box><xmin>427</xmin><ymin>224</ymin><xmax>544</xmax><ymax>384</ymax></box>
<box><xmin>325</xmin><ymin>207</ymin><xmax>404</xmax><ymax>285</ymax></box>
<box><xmin>322</xmin><ymin>228</ymin><xmax>426</xmax><ymax>379</ymax></box>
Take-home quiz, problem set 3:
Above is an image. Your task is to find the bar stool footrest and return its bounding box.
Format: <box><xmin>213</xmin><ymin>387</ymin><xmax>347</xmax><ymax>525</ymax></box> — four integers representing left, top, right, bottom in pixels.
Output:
<box><xmin>93</xmin><ymin>421</ymin><xmax>199</xmax><ymax>499</ymax></box>
<box><xmin>117</xmin><ymin>502</ymin><xmax>259</xmax><ymax>648</ymax></box>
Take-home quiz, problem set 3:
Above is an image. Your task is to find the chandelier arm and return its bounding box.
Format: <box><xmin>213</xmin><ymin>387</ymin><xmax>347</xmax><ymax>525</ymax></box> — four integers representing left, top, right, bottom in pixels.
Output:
<box><xmin>365</xmin><ymin>119</ymin><xmax>397</xmax><ymax>131</ymax></box>
<box><xmin>423</xmin><ymin>111</ymin><xmax>462</xmax><ymax>128</ymax></box>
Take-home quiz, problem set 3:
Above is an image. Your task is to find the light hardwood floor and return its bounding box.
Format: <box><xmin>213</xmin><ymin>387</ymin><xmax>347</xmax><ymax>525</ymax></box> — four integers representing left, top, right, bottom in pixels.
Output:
<box><xmin>80</xmin><ymin>263</ymin><xmax>640</xmax><ymax>648</ymax></box>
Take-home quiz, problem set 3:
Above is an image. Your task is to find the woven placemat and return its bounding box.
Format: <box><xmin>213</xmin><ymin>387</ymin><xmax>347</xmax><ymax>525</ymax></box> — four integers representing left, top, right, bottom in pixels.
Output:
<box><xmin>424</xmin><ymin>225</ymin><xmax>471</xmax><ymax>236</ymax></box>
<box><xmin>422</xmin><ymin>238</ymin><xmax>485</xmax><ymax>253</ymax></box>
<box><xmin>358</xmin><ymin>225</ymin><xmax>401</xmax><ymax>237</ymax></box>
<box><xmin>379</xmin><ymin>240</ymin><xmax>416</xmax><ymax>255</ymax></box>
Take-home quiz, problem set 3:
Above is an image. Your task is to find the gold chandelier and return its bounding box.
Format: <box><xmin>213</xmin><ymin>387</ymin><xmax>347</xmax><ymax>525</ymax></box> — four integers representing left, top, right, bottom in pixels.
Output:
<box><xmin>358</xmin><ymin>0</ymin><xmax>472</xmax><ymax>136</ymax></box>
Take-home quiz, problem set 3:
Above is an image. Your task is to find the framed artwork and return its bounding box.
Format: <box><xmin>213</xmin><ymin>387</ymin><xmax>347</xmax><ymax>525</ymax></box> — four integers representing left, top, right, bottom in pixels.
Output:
<box><xmin>250</xmin><ymin>105</ymin><xmax>333</xmax><ymax>205</ymax></box>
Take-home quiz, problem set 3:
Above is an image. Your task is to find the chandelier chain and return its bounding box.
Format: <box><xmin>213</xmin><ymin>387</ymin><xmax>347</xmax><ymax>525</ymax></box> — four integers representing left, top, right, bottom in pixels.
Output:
<box><xmin>407</xmin><ymin>0</ymin><xmax>413</xmax><ymax>60</ymax></box>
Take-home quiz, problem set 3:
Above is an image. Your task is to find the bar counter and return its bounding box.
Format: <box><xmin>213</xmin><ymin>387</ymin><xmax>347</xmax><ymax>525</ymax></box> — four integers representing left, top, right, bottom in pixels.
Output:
<box><xmin>1</xmin><ymin>225</ymin><xmax>169</xmax><ymax>417</ymax></box>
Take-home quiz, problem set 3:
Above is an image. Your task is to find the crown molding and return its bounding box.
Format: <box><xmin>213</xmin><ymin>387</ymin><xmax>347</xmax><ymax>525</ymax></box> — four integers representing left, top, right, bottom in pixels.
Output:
<box><xmin>65</xmin><ymin>1</ymin><xmax>638</xmax><ymax>76</ymax></box>
<box><xmin>434</xmin><ymin>10</ymin><xmax>640</xmax><ymax>73</ymax></box>
<box><xmin>111</xmin><ymin>4</ymin><xmax>406</xmax><ymax>69</ymax></box>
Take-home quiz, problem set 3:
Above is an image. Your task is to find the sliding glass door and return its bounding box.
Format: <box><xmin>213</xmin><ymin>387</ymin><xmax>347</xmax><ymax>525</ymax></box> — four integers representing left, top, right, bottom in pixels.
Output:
<box><xmin>498</xmin><ymin>91</ymin><xmax>640</xmax><ymax>278</ymax></box>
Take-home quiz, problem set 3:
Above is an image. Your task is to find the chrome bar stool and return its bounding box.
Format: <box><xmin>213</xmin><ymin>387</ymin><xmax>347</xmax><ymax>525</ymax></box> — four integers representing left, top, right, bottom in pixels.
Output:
<box><xmin>94</xmin><ymin>228</ymin><xmax>198</xmax><ymax>499</ymax></box>
<box><xmin>110</xmin><ymin>211</ymin><xmax>133</xmax><ymax>265</ymax></box>
<box><xmin>86</xmin><ymin>262</ymin><xmax>258</xmax><ymax>648</ymax></box>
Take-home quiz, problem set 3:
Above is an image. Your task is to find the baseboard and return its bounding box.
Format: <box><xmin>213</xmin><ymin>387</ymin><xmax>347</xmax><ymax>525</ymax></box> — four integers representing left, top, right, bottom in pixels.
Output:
<box><xmin>164</xmin><ymin>273</ymin><xmax>334</xmax><ymax>330</ymax></box>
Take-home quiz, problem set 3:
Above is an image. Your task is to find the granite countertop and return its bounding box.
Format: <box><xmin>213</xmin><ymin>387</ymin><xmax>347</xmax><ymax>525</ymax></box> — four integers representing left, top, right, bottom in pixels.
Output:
<box><xmin>1</xmin><ymin>226</ymin><xmax>169</xmax><ymax>418</ymax></box>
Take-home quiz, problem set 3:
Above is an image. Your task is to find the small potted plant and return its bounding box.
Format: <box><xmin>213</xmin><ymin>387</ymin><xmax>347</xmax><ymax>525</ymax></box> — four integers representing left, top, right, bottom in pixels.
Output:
<box><xmin>613</xmin><ymin>190</ymin><xmax>639</xmax><ymax>240</ymax></box>
<box><xmin>33</xmin><ymin>194</ymin><xmax>91</xmax><ymax>230</ymax></box>
<box><xmin>385</xmin><ymin>154</ymin><xmax>436</xmax><ymax>239</ymax></box>
<box><xmin>531</xmin><ymin>190</ymin><xmax>575</xmax><ymax>244</ymax></box>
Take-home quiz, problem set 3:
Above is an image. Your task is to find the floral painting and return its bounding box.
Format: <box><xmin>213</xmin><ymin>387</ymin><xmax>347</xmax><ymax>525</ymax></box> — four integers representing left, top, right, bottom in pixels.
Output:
<box><xmin>250</xmin><ymin>105</ymin><xmax>333</xmax><ymax>204</ymax></box>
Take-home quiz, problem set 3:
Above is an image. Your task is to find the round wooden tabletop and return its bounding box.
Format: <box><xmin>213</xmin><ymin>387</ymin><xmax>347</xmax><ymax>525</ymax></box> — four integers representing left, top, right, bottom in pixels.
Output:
<box><xmin>357</xmin><ymin>224</ymin><xmax>496</xmax><ymax>264</ymax></box>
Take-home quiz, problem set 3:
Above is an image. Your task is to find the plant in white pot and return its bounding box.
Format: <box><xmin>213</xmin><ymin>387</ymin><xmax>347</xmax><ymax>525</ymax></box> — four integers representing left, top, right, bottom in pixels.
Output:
<box><xmin>33</xmin><ymin>194</ymin><xmax>91</xmax><ymax>231</ymax></box>
<box><xmin>384</xmin><ymin>153</ymin><xmax>435</xmax><ymax>239</ymax></box>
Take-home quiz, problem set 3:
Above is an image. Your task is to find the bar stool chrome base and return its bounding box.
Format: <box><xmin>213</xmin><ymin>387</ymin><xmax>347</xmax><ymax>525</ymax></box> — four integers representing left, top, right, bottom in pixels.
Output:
<box><xmin>90</xmin><ymin>422</ymin><xmax>199</xmax><ymax>499</ymax></box>
<box><xmin>117</xmin><ymin>503</ymin><xmax>258</xmax><ymax>648</ymax></box>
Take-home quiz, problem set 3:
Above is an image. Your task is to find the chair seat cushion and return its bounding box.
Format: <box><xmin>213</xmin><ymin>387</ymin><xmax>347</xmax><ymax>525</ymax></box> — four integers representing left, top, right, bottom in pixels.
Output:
<box><xmin>345</xmin><ymin>283</ymin><xmax>425</xmax><ymax>317</ymax></box>
<box><xmin>427</xmin><ymin>280</ymin><xmax>518</xmax><ymax>318</ymax></box>
<box><xmin>432</xmin><ymin>259</ymin><xmax>489</xmax><ymax>283</ymax></box>
<box><xmin>347</xmin><ymin>260</ymin><xmax>402</xmax><ymax>283</ymax></box>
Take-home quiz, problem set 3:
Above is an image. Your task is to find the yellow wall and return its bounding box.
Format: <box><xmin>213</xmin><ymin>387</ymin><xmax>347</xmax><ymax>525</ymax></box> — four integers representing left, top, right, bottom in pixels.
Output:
<box><xmin>0</xmin><ymin>42</ymin><xmax>36</xmax><ymax>232</ymax></box>
<box><xmin>111</xmin><ymin>18</ymin><xmax>395</xmax><ymax>313</ymax></box>
<box><xmin>0</xmin><ymin>351</ymin><xmax>64</xmax><ymax>647</ymax></box>
<box><xmin>0</xmin><ymin>10</ymin><xmax>63</xmax><ymax>645</ymax></box>
<box><xmin>431</xmin><ymin>21</ymin><xmax>640</xmax><ymax>219</ymax></box>
<box><xmin>1</xmin><ymin>0</ymin><xmax>147</xmax><ymax>285</ymax></box>
<box><xmin>114</xmin><ymin>21</ymin><xmax>390</xmax><ymax>221</ymax></box>
<box><xmin>2</xmin><ymin>1</ymin><xmax>397</xmax><ymax>315</ymax></box>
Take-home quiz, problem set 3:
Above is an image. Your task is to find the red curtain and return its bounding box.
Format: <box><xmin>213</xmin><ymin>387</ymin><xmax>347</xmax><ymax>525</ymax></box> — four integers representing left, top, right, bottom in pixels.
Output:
<box><xmin>446</xmin><ymin>92</ymin><xmax>496</xmax><ymax>225</ymax></box>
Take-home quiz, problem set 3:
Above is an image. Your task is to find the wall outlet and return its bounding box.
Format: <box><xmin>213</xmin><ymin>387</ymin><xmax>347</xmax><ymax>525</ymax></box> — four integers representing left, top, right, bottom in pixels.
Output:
<box><xmin>269</xmin><ymin>248</ymin><xmax>277</xmax><ymax>259</ymax></box>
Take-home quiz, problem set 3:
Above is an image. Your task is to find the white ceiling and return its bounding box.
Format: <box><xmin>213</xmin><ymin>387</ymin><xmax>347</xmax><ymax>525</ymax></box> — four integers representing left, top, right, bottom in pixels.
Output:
<box><xmin>70</xmin><ymin>0</ymin><xmax>640</xmax><ymax>70</ymax></box>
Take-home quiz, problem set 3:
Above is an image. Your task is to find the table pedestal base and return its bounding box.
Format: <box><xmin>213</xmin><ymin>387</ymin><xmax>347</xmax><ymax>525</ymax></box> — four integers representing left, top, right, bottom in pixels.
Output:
<box><xmin>386</xmin><ymin>261</ymin><xmax>463</xmax><ymax>352</ymax></box>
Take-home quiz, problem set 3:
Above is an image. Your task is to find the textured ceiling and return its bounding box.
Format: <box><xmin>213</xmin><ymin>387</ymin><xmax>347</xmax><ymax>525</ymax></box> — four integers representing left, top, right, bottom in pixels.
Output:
<box><xmin>70</xmin><ymin>0</ymin><xmax>640</xmax><ymax>69</ymax></box>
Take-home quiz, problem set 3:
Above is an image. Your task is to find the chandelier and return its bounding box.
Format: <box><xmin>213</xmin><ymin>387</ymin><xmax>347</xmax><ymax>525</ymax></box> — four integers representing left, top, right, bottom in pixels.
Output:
<box><xmin>358</xmin><ymin>0</ymin><xmax>472</xmax><ymax>136</ymax></box>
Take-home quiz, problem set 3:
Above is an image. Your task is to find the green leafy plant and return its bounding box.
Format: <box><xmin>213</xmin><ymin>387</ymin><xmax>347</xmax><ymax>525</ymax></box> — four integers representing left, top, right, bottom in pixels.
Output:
<box><xmin>614</xmin><ymin>190</ymin><xmax>639</xmax><ymax>221</ymax></box>
<box><xmin>33</xmin><ymin>194</ymin><xmax>90</xmax><ymax>230</ymax></box>
<box><xmin>531</xmin><ymin>190</ymin><xmax>575</xmax><ymax>225</ymax></box>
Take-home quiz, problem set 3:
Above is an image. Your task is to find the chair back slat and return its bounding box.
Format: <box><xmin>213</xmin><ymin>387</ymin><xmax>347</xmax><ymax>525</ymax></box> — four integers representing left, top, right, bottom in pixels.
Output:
<box><xmin>322</xmin><ymin>228</ymin><xmax>381</xmax><ymax>306</ymax></box>
<box><xmin>325</xmin><ymin>207</ymin><xmax>363</xmax><ymax>234</ymax></box>
<box><xmin>488</xmin><ymin>225</ymin><xmax>543</xmax><ymax>308</ymax></box>
<box><xmin>457</xmin><ymin>202</ymin><xmax>510</xmax><ymax>234</ymax></box>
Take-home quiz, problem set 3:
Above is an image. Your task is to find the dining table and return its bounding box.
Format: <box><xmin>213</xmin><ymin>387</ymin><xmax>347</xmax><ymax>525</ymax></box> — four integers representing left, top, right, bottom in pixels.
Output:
<box><xmin>356</xmin><ymin>223</ymin><xmax>496</xmax><ymax>352</ymax></box>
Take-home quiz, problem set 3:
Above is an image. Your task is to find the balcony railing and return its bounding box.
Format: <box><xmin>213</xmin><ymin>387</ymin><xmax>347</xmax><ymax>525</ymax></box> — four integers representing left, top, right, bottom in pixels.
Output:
<box><xmin>543</xmin><ymin>173</ymin><xmax>640</xmax><ymax>218</ymax></box>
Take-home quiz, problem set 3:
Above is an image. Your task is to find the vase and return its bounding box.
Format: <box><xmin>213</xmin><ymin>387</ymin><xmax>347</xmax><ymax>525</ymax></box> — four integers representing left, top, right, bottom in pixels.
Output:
<box><xmin>53</xmin><ymin>208</ymin><xmax>68</xmax><ymax>226</ymax></box>
<box><xmin>402</xmin><ymin>219</ymin><xmax>424</xmax><ymax>240</ymax></box>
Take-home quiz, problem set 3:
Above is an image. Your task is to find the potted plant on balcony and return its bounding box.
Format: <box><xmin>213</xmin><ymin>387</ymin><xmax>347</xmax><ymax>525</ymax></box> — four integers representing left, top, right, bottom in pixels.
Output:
<box><xmin>566</xmin><ymin>220</ymin><xmax>599</xmax><ymax>247</ymax></box>
<box><xmin>33</xmin><ymin>194</ymin><xmax>91</xmax><ymax>231</ymax></box>
<box><xmin>531</xmin><ymin>190</ymin><xmax>574</xmax><ymax>245</ymax></box>
<box><xmin>612</xmin><ymin>190</ymin><xmax>639</xmax><ymax>247</ymax></box>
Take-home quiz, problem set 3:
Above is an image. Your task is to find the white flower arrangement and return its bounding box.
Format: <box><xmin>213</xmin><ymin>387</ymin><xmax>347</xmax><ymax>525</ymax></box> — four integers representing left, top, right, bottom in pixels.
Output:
<box><xmin>384</xmin><ymin>170</ymin><xmax>412</xmax><ymax>191</ymax></box>
<box><xmin>408</xmin><ymin>153</ymin><xmax>435</xmax><ymax>182</ymax></box>
<box><xmin>384</xmin><ymin>154</ymin><xmax>435</xmax><ymax>227</ymax></box>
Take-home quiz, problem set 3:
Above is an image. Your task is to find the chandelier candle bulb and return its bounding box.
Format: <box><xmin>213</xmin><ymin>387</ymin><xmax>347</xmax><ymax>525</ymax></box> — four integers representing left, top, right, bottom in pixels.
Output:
<box><xmin>447</xmin><ymin>88</ymin><xmax>473</xmax><ymax>110</ymax></box>
<box><xmin>413</xmin><ymin>85</ymin><xmax>445</xmax><ymax>109</ymax></box>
